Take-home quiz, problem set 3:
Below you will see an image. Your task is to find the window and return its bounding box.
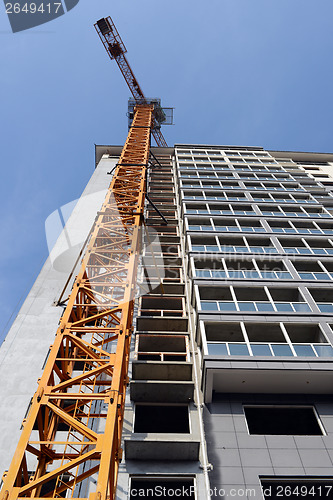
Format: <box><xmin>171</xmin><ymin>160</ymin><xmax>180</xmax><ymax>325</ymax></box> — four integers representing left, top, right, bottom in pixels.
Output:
<box><xmin>244</xmin><ymin>406</ymin><xmax>324</xmax><ymax>435</ymax></box>
<box><xmin>202</xmin><ymin>322</ymin><xmax>333</xmax><ymax>358</ymax></box>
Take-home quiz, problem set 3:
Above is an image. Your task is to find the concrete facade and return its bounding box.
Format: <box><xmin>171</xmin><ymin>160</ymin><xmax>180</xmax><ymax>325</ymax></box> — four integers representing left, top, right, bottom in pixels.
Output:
<box><xmin>177</xmin><ymin>145</ymin><xmax>333</xmax><ymax>499</ymax></box>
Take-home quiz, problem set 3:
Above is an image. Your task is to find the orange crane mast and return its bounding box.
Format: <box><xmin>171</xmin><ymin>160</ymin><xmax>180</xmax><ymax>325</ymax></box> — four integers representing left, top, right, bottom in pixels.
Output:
<box><xmin>0</xmin><ymin>14</ymin><xmax>168</xmax><ymax>500</ymax></box>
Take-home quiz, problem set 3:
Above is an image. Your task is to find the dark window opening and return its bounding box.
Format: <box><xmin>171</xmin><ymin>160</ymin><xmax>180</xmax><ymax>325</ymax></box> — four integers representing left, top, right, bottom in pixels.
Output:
<box><xmin>261</xmin><ymin>479</ymin><xmax>333</xmax><ymax>499</ymax></box>
<box><xmin>130</xmin><ymin>478</ymin><xmax>195</xmax><ymax>499</ymax></box>
<box><xmin>244</xmin><ymin>406</ymin><xmax>323</xmax><ymax>435</ymax></box>
<box><xmin>134</xmin><ymin>405</ymin><xmax>190</xmax><ymax>433</ymax></box>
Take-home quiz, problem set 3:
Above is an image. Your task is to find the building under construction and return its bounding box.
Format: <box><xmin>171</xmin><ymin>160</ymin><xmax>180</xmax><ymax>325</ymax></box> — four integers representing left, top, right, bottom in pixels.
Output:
<box><xmin>2</xmin><ymin>15</ymin><xmax>333</xmax><ymax>500</ymax></box>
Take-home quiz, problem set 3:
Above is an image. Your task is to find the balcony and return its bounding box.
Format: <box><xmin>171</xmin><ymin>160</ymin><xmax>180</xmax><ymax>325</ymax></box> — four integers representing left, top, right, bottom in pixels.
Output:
<box><xmin>199</xmin><ymin>322</ymin><xmax>333</xmax><ymax>402</ymax></box>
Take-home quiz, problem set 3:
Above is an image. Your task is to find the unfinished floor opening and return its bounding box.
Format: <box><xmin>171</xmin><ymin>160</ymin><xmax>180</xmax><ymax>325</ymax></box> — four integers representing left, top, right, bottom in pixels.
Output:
<box><xmin>129</xmin><ymin>477</ymin><xmax>195</xmax><ymax>499</ymax></box>
<box><xmin>134</xmin><ymin>404</ymin><xmax>190</xmax><ymax>433</ymax></box>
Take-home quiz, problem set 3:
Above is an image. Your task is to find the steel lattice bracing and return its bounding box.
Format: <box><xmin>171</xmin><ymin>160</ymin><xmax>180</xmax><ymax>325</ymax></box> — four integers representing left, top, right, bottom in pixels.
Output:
<box><xmin>94</xmin><ymin>17</ymin><xmax>168</xmax><ymax>148</ymax></box>
<box><xmin>0</xmin><ymin>105</ymin><xmax>153</xmax><ymax>500</ymax></box>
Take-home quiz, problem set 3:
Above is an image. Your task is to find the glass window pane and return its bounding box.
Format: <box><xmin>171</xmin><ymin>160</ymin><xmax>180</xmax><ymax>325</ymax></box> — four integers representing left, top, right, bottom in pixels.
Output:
<box><xmin>278</xmin><ymin>272</ymin><xmax>292</xmax><ymax>279</ymax></box>
<box><xmin>314</xmin><ymin>273</ymin><xmax>330</xmax><ymax>280</ymax></box>
<box><xmin>272</xmin><ymin>344</ymin><xmax>294</xmax><ymax>356</ymax></box>
<box><xmin>256</xmin><ymin>302</ymin><xmax>275</xmax><ymax>312</ymax></box>
<box><xmin>222</xmin><ymin>246</ymin><xmax>234</xmax><ymax>252</ymax></box>
<box><xmin>229</xmin><ymin>344</ymin><xmax>249</xmax><ymax>356</ymax></box>
<box><xmin>261</xmin><ymin>272</ymin><xmax>276</xmax><ymax>279</ymax></box>
<box><xmin>297</xmin><ymin>248</ymin><xmax>312</xmax><ymax>254</ymax></box>
<box><xmin>228</xmin><ymin>271</ymin><xmax>244</xmax><ymax>279</ymax></box>
<box><xmin>275</xmin><ymin>302</ymin><xmax>293</xmax><ymax>312</ymax></box>
<box><xmin>206</xmin><ymin>246</ymin><xmax>219</xmax><ymax>251</ymax></box>
<box><xmin>314</xmin><ymin>345</ymin><xmax>333</xmax><ymax>357</ymax></box>
<box><xmin>292</xmin><ymin>303</ymin><xmax>311</xmax><ymax>312</ymax></box>
<box><xmin>191</xmin><ymin>245</ymin><xmax>205</xmax><ymax>251</ymax></box>
<box><xmin>299</xmin><ymin>272</ymin><xmax>315</xmax><ymax>280</ymax></box>
<box><xmin>207</xmin><ymin>343</ymin><xmax>228</xmax><ymax>356</ymax></box>
<box><xmin>211</xmin><ymin>270</ymin><xmax>227</xmax><ymax>278</ymax></box>
<box><xmin>201</xmin><ymin>301</ymin><xmax>218</xmax><ymax>311</ymax></box>
<box><xmin>196</xmin><ymin>270</ymin><xmax>211</xmax><ymax>278</ymax></box>
<box><xmin>244</xmin><ymin>271</ymin><xmax>260</xmax><ymax>279</ymax></box>
<box><xmin>251</xmin><ymin>344</ymin><xmax>272</xmax><ymax>356</ymax></box>
<box><xmin>294</xmin><ymin>345</ymin><xmax>316</xmax><ymax>357</ymax></box>
<box><xmin>218</xmin><ymin>302</ymin><xmax>237</xmax><ymax>311</ymax></box>
<box><xmin>238</xmin><ymin>302</ymin><xmax>256</xmax><ymax>311</ymax></box>
<box><xmin>235</xmin><ymin>246</ymin><xmax>248</xmax><ymax>252</ymax></box>
<box><xmin>318</xmin><ymin>303</ymin><xmax>333</xmax><ymax>312</ymax></box>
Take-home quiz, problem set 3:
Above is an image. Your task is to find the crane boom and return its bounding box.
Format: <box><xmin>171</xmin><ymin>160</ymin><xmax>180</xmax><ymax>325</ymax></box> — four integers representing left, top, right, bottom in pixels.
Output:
<box><xmin>95</xmin><ymin>17</ymin><xmax>168</xmax><ymax>148</ymax></box>
<box><xmin>0</xmin><ymin>105</ymin><xmax>153</xmax><ymax>500</ymax></box>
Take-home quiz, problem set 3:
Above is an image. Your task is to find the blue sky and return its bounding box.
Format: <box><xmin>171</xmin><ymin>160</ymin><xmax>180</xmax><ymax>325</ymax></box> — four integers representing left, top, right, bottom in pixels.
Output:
<box><xmin>0</xmin><ymin>0</ymin><xmax>333</xmax><ymax>343</ymax></box>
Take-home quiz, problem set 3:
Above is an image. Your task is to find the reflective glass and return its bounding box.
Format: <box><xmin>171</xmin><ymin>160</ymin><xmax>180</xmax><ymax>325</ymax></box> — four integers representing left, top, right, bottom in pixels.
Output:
<box><xmin>218</xmin><ymin>302</ymin><xmax>237</xmax><ymax>311</ymax></box>
<box><xmin>314</xmin><ymin>273</ymin><xmax>330</xmax><ymax>280</ymax></box>
<box><xmin>207</xmin><ymin>343</ymin><xmax>228</xmax><ymax>356</ymax></box>
<box><xmin>275</xmin><ymin>303</ymin><xmax>293</xmax><ymax>312</ymax></box>
<box><xmin>244</xmin><ymin>271</ymin><xmax>260</xmax><ymax>279</ymax></box>
<box><xmin>292</xmin><ymin>303</ymin><xmax>311</xmax><ymax>312</ymax></box>
<box><xmin>314</xmin><ymin>345</ymin><xmax>333</xmax><ymax>357</ymax></box>
<box><xmin>299</xmin><ymin>273</ymin><xmax>315</xmax><ymax>280</ymax></box>
<box><xmin>201</xmin><ymin>301</ymin><xmax>218</xmax><ymax>311</ymax></box>
<box><xmin>211</xmin><ymin>271</ymin><xmax>227</xmax><ymax>278</ymax></box>
<box><xmin>312</xmin><ymin>249</ymin><xmax>326</xmax><ymax>255</ymax></box>
<box><xmin>318</xmin><ymin>303</ymin><xmax>333</xmax><ymax>312</ymax></box>
<box><xmin>229</xmin><ymin>344</ymin><xmax>249</xmax><ymax>356</ymax></box>
<box><xmin>228</xmin><ymin>271</ymin><xmax>244</xmax><ymax>279</ymax></box>
<box><xmin>196</xmin><ymin>270</ymin><xmax>211</xmax><ymax>278</ymax></box>
<box><xmin>272</xmin><ymin>344</ymin><xmax>293</xmax><ymax>356</ymax></box>
<box><xmin>238</xmin><ymin>302</ymin><xmax>256</xmax><ymax>311</ymax></box>
<box><xmin>261</xmin><ymin>272</ymin><xmax>276</xmax><ymax>279</ymax></box>
<box><xmin>251</xmin><ymin>344</ymin><xmax>272</xmax><ymax>356</ymax></box>
<box><xmin>256</xmin><ymin>302</ymin><xmax>275</xmax><ymax>312</ymax></box>
<box><xmin>278</xmin><ymin>272</ymin><xmax>292</xmax><ymax>279</ymax></box>
<box><xmin>293</xmin><ymin>345</ymin><xmax>316</xmax><ymax>357</ymax></box>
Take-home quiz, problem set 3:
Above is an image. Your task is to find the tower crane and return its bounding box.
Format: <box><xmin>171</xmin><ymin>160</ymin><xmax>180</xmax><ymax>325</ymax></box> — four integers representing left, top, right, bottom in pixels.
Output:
<box><xmin>0</xmin><ymin>15</ymin><xmax>168</xmax><ymax>500</ymax></box>
<box><xmin>95</xmin><ymin>16</ymin><xmax>169</xmax><ymax>148</ymax></box>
